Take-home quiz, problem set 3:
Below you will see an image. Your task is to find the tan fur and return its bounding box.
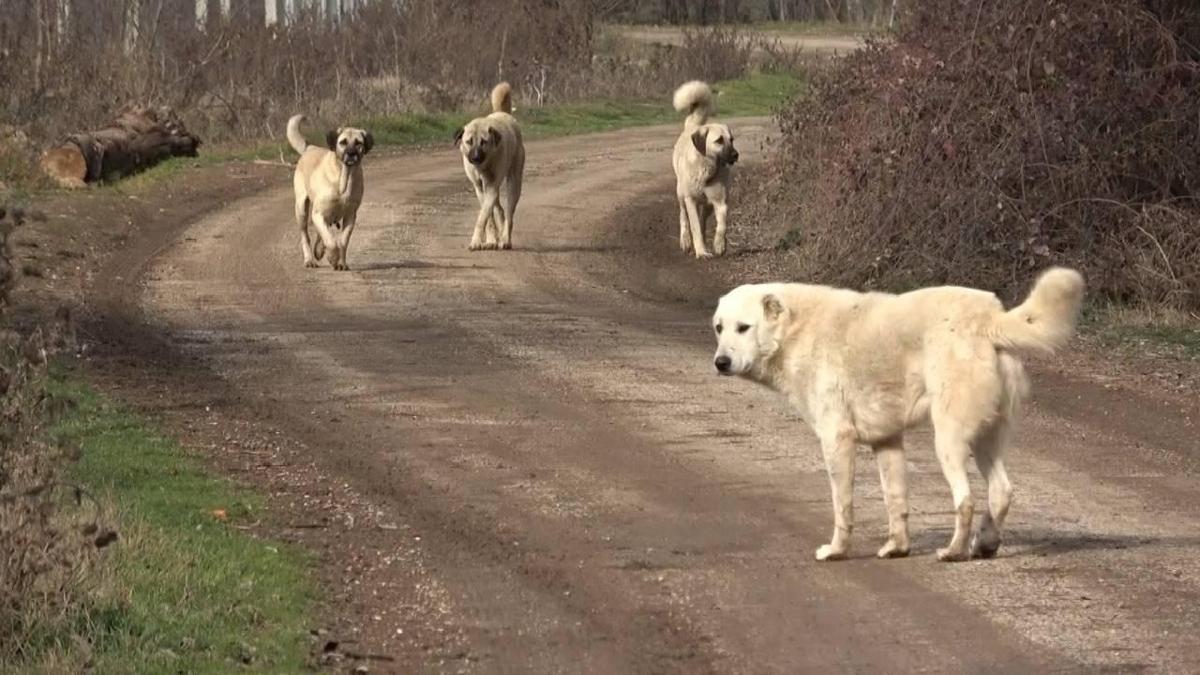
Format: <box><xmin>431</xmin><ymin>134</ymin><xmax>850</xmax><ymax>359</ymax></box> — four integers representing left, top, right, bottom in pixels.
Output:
<box><xmin>672</xmin><ymin>80</ymin><xmax>738</xmax><ymax>259</ymax></box>
<box><xmin>711</xmin><ymin>267</ymin><xmax>1085</xmax><ymax>562</ymax></box>
<box><xmin>287</xmin><ymin>114</ymin><xmax>373</xmax><ymax>270</ymax></box>
<box><xmin>455</xmin><ymin>82</ymin><xmax>525</xmax><ymax>251</ymax></box>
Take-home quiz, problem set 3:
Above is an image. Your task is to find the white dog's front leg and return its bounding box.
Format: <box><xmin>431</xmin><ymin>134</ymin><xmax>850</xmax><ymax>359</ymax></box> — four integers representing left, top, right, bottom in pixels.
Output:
<box><xmin>816</xmin><ymin>430</ymin><xmax>857</xmax><ymax>561</ymax></box>
<box><xmin>682</xmin><ymin>197</ymin><xmax>711</xmax><ymax>259</ymax></box>
<box><xmin>470</xmin><ymin>189</ymin><xmax>499</xmax><ymax>251</ymax></box>
<box><xmin>677</xmin><ymin>198</ymin><xmax>692</xmax><ymax>253</ymax></box>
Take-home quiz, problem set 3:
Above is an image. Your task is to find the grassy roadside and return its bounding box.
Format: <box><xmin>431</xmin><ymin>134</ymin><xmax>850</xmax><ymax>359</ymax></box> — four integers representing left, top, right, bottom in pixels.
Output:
<box><xmin>7</xmin><ymin>372</ymin><xmax>314</xmax><ymax>673</ymax></box>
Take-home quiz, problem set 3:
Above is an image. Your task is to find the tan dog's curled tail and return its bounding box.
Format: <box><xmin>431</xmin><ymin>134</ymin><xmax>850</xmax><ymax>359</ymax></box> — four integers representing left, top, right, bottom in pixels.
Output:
<box><xmin>491</xmin><ymin>82</ymin><xmax>514</xmax><ymax>114</ymax></box>
<box><xmin>673</xmin><ymin>80</ymin><xmax>714</xmax><ymax>129</ymax></box>
<box><xmin>286</xmin><ymin>114</ymin><xmax>308</xmax><ymax>154</ymax></box>
<box><xmin>990</xmin><ymin>267</ymin><xmax>1085</xmax><ymax>354</ymax></box>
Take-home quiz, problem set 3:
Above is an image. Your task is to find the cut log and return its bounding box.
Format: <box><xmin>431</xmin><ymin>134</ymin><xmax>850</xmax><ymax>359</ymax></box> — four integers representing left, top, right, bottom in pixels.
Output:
<box><xmin>39</xmin><ymin>105</ymin><xmax>201</xmax><ymax>188</ymax></box>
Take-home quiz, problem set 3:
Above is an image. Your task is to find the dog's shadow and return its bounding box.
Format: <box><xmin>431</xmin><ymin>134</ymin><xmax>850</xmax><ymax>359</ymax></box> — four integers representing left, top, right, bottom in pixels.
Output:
<box><xmin>908</xmin><ymin>526</ymin><xmax>1199</xmax><ymax>558</ymax></box>
<box><xmin>356</xmin><ymin>260</ymin><xmax>485</xmax><ymax>271</ymax></box>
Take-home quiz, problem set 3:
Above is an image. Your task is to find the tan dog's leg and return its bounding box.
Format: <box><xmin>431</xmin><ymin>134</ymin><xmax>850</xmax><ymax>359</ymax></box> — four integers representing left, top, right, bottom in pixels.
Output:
<box><xmin>873</xmin><ymin>436</ymin><xmax>910</xmax><ymax>558</ymax></box>
<box><xmin>932</xmin><ymin>420</ymin><xmax>975</xmax><ymax>562</ymax></box>
<box><xmin>816</xmin><ymin>428</ymin><xmax>856</xmax><ymax>561</ymax></box>
<box><xmin>334</xmin><ymin>210</ymin><xmax>357</xmax><ymax>271</ymax></box>
<box><xmin>682</xmin><ymin>196</ymin><xmax>711</xmax><ymax>259</ymax></box>
<box><xmin>500</xmin><ymin>173</ymin><xmax>520</xmax><ymax>250</ymax></box>
<box><xmin>310</xmin><ymin>212</ymin><xmax>339</xmax><ymax>268</ymax></box>
<box><xmin>678</xmin><ymin>198</ymin><xmax>692</xmax><ymax>253</ymax></box>
<box><xmin>297</xmin><ymin>198</ymin><xmax>318</xmax><ymax>268</ymax></box>
<box><xmin>713</xmin><ymin>199</ymin><xmax>729</xmax><ymax>257</ymax></box>
<box><xmin>971</xmin><ymin>421</ymin><xmax>1013</xmax><ymax>559</ymax></box>
<box><xmin>470</xmin><ymin>187</ymin><xmax>500</xmax><ymax>251</ymax></box>
<box><xmin>486</xmin><ymin>204</ymin><xmax>501</xmax><ymax>248</ymax></box>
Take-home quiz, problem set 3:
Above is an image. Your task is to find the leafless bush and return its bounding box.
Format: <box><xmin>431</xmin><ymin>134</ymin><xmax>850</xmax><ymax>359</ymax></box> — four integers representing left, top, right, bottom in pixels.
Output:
<box><xmin>756</xmin><ymin>0</ymin><xmax>1200</xmax><ymax>308</ymax></box>
<box><xmin>0</xmin><ymin>205</ymin><xmax>101</xmax><ymax>662</ymax></box>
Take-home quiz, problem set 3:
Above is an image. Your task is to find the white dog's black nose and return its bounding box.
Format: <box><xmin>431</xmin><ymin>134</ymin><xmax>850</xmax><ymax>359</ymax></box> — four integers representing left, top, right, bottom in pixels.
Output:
<box><xmin>714</xmin><ymin>355</ymin><xmax>732</xmax><ymax>373</ymax></box>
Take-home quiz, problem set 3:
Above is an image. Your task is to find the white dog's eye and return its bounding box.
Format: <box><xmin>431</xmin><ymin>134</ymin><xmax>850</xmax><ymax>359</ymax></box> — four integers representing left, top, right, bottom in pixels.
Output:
<box><xmin>736</xmin><ymin>324</ymin><xmax>750</xmax><ymax>334</ymax></box>
<box><xmin>339</xmin><ymin>139</ymin><xmax>347</xmax><ymax>145</ymax></box>
<box><xmin>714</xmin><ymin>324</ymin><xmax>723</xmax><ymax>334</ymax></box>
<box><xmin>715</xmin><ymin>138</ymin><xmax>723</xmax><ymax>145</ymax></box>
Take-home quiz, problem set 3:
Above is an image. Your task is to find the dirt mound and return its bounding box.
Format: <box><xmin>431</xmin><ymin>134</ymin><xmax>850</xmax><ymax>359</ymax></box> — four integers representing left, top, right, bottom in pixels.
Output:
<box><xmin>756</xmin><ymin>0</ymin><xmax>1200</xmax><ymax>308</ymax></box>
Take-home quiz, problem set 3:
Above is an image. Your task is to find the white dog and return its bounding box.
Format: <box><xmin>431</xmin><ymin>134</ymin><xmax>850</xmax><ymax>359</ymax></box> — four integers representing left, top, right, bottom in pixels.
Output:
<box><xmin>711</xmin><ymin>268</ymin><xmax>1085</xmax><ymax>562</ymax></box>
<box><xmin>672</xmin><ymin>80</ymin><xmax>738</xmax><ymax>259</ymax></box>
<box><xmin>287</xmin><ymin>115</ymin><xmax>372</xmax><ymax>270</ymax></box>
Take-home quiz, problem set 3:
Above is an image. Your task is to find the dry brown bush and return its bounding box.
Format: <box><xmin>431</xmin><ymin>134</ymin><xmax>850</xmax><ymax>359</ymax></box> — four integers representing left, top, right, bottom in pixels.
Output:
<box><xmin>0</xmin><ymin>205</ymin><xmax>101</xmax><ymax>662</ymax></box>
<box><xmin>755</xmin><ymin>0</ymin><xmax>1200</xmax><ymax>308</ymax></box>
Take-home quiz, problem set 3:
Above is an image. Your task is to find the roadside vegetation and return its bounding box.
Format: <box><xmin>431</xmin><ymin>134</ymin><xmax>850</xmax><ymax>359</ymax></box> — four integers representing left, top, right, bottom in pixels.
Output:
<box><xmin>749</xmin><ymin>0</ymin><xmax>1200</xmax><ymax>317</ymax></box>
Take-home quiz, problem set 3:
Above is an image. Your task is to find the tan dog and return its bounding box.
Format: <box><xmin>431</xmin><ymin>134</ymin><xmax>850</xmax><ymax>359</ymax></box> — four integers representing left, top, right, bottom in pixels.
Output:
<box><xmin>672</xmin><ymin>81</ymin><xmax>738</xmax><ymax>259</ymax></box>
<box><xmin>711</xmin><ymin>268</ymin><xmax>1085</xmax><ymax>562</ymax></box>
<box><xmin>287</xmin><ymin>115</ymin><xmax>373</xmax><ymax>270</ymax></box>
<box><xmin>454</xmin><ymin>82</ymin><xmax>525</xmax><ymax>251</ymax></box>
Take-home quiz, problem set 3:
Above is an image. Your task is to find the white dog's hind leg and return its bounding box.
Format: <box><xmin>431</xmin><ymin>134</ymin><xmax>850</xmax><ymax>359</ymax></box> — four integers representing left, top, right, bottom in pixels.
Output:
<box><xmin>683</xmin><ymin>197</ymin><xmax>711</xmax><ymax>259</ymax></box>
<box><xmin>972</xmin><ymin>422</ymin><xmax>1013</xmax><ymax>559</ymax></box>
<box><xmin>713</xmin><ymin>200</ymin><xmax>729</xmax><ymax>256</ymax></box>
<box><xmin>816</xmin><ymin>429</ymin><xmax>857</xmax><ymax>561</ymax></box>
<box><xmin>932</xmin><ymin>421</ymin><xmax>975</xmax><ymax>562</ymax></box>
<box><xmin>873</xmin><ymin>437</ymin><xmax>910</xmax><ymax>558</ymax></box>
<box><xmin>487</xmin><ymin>204</ymin><xmax>502</xmax><ymax>247</ymax></box>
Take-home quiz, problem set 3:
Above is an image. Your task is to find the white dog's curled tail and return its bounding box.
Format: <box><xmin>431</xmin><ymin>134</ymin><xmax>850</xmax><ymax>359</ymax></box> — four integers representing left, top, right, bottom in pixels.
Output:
<box><xmin>491</xmin><ymin>82</ymin><xmax>514</xmax><ymax>114</ymax></box>
<box><xmin>673</xmin><ymin>80</ymin><xmax>714</xmax><ymax>129</ymax></box>
<box><xmin>990</xmin><ymin>267</ymin><xmax>1085</xmax><ymax>354</ymax></box>
<box><xmin>286</xmin><ymin>114</ymin><xmax>308</xmax><ymax>155</ymax></box>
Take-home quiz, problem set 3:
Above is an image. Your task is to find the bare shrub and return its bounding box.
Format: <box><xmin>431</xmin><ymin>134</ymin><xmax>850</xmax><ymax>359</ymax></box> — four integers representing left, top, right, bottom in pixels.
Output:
<box><xmin>0</xmin><ymin>205</ymin><xmax>101</xmax><ymax>663</ymax></box>
<box><xmin>757</xmin><ymin>0</ymin><xmax>1200</xmax><ymax>309</ymax></box>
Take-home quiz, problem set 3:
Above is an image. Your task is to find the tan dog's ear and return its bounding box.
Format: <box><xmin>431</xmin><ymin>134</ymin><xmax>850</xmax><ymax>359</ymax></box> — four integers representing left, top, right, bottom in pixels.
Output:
<box><xmin>762</xmin><ymin>294</ymin><xmax>784</xmax><ymax>320</ymax></box>
<box><xmin>453</xmin><ymin>127</ymin><xmax>464</xmax><ymax>146</ymax></box>
<box><xmin>488</xmin><ymin>127</ymin><xmax>501</xmax><ymax>146</ymax></box>
<box><xmin>325</xmin><ymin>130</ymin><xmax>339</xmax><ymax>151</ymax></box>
<box><xmin>691</xmin><ymin>129</ymin><xmax>706</xmax><ymax>156</ymax></box>
<box><xmin>363</xmin><ymin>131</ymin><xmax>374</xmax><ymax>154</ymax></box>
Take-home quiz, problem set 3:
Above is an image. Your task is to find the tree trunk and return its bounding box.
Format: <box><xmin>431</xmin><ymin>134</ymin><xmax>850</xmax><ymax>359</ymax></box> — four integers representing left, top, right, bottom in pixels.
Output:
<box><xmin>38</xmin><ymin>105</ymin><xmax>202</xmax><ymax>188</ymax></box>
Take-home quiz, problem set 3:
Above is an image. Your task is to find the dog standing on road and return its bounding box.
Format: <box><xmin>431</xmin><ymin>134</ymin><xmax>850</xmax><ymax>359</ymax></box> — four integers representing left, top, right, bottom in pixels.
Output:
<box><xmin>287</xmin><ymin>115</ymin><xmax>373</xmax><ymax>270</ymax></box>
<box><xmin>711</xmin><ymin>268</ymin><xmax>1085</xmax><ymax>562</ymax></box>
<box><xmin>455</xmin><ymin>82</ymin><xmax>525</xmax><ymax>251</ymax></box>
<box><xmin>673</xmin><ymin>80</ymin><xmax>738</xmax><ymax>259</ymax></box>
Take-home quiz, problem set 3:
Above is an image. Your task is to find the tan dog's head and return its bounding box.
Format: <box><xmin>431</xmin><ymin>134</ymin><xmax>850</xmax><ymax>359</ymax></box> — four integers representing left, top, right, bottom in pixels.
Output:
<box><xmin>712</xmin><ymin>284</ymin><xmax>787</xmax><ymax>377</ymax></box>
<box><xmin>454</xmin><ymin>120</ymin><xmax>501</xmax><ymax>166</ymax></box>
<box><xmin>691</xmin><ymin>123</ymin><xmax>739</xmax><ymax>167</ymax></box>
<box><xmin>325</xmin><ymin>127</ymin><xmax>373</xmax><ymax>167</ymax></box>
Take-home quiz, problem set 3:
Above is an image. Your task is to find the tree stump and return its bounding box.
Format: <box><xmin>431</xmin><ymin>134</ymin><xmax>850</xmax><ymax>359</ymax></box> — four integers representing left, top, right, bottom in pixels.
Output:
<box><xmin>39</xmin><ymin>105</ymin><xmax>201</xmax><ymax>188</ymax></box>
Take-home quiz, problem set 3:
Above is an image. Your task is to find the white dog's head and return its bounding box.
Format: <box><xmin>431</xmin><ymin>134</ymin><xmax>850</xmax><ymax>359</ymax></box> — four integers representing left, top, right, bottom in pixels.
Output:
<box><xmin>454</xmin><ymin>120</ymin><xmax>502</xmax><ymax>167</ymax></box>
<box><xmin>711</xmin><ymin>284</ymin><xmax>788</xmax><ymax>377</ymax></box>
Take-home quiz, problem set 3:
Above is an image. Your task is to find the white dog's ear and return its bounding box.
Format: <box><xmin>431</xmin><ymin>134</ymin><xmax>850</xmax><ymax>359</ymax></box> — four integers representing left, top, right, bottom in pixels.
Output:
<box><xmin>762</xmin><ymin>294</ymin><xmax>784</xmax><ymax>320</ymax></box>
<box><xmin>453</xmin><ymin>127</ymin><xmax>464</xmax><ymax>146</ymax></box>
<box><xmin>325</xmin><ymin>130</ymin><xmax>339</xmax><ymax>151</ymax></box>
<box><xmin>488</xmin><ymin>127</ymin><xmax>501</xmax><ymax>146</ymax></box>
<box><xmin>691</xmin><ymin>129</ymin><xmax>706</xmax><ymax>155</ymax></box>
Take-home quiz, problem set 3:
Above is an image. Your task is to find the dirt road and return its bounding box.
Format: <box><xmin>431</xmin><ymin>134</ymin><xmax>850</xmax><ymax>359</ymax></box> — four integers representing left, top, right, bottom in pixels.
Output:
<box><xmin>102</xmin><ymin>123</ymin><xmax>1199</xmax><ymax>672</ymax></box>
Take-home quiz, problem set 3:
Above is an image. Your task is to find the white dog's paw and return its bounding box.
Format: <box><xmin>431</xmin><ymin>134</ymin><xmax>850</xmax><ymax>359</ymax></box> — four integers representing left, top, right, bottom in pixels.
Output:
<box><xmin>876</xmin><ymin>540</ymin><xmax>910</xmax><ymax>559</ymax></box>
<box><xmin>693</xmin><ymin>250</ymin><xmax>713</xmax><ymax>260</ymax></box>
<box><xmin>936</xmin><ymin>546</ymin><xmax>970</xmax><ymax>562</ymax></box>
<box><xmin>468</xmin><ymin>240</ymin><xmax>484</xmax><ymax>251</ymax></box>
<box><xmin>815</xmin><ymin>544</ymin><xmax>848</xmax><ymax>562</ymax></box>
<box><xmin>499</xmin><ymin>241</ymin><xmax>512</xmax><ymax>250</ymax></box>
<box><xmin>303</xmin><ymin>259</ymin><xmax>319</xmax><ymax>269</ymax></box>
<box><xmin>713</xmin><ymin>239</ymin><xmax>727</xmax><ymax>256</ymax></box>
<box><xmin>679</xmin><ymin>236</ymin><xmax>692</xmax><ymax>253</ymax></box>
<box><xmin>334</xmin><ymin>262</ymin><xmax>349</xmax><ymax>271</ymax></box>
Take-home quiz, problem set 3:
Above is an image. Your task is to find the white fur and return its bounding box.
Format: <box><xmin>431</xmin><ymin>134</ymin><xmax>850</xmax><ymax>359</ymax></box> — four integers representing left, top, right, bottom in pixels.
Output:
<box><xmin>711</xmin><ymin>268</ymin><xmax>1084</xmax><ymax>562</ymax></box>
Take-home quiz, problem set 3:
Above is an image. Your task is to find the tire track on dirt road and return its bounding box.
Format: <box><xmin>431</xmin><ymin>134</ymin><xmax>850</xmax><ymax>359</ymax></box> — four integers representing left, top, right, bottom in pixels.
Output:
<box><xmin>129</xmin><ymin>123</ymin><xmax>1198</xmax><ymax>672</ymax></box>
